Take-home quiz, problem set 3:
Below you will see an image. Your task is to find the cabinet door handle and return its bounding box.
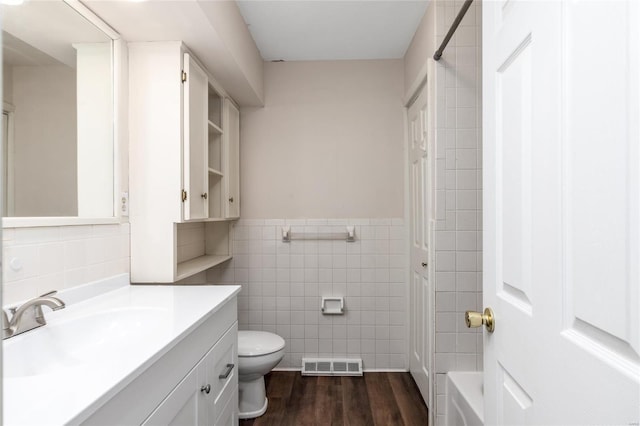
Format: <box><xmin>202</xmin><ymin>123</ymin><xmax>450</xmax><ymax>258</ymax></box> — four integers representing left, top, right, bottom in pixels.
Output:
<box><xmin>218</xmin><ymin>363</ymin><xmax>235</xmax><ymax>379</ymax></box>
<box><xmin>200</xmin><ymin>384</ymin><xmax>211</xmax><ymax>394</ymax></box>
<box><xmin>201</xmin><ymin>193</ymin><xmax>208</xmax><ymax>200</ymax></box>
<box><xmin>228</xmin><ymin>197</ymin><xmax>234</xmax><ymax>203</ymax></box>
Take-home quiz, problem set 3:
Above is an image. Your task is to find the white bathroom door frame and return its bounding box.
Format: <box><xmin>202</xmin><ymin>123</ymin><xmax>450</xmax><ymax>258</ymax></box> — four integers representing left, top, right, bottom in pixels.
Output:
<box><xmin>407</xmin><ymin>74</ymin><xmax>433</xmax><ymax>414</ymax></box>
<box><xmin>2</xmin><ymin>102</ymin><xmax>15</xmax><ymax>217</ymax></box>
<box><xmin>483</xmin><ymin>0</ymin><xmax>640</xmax><ymax>424</ymax></box>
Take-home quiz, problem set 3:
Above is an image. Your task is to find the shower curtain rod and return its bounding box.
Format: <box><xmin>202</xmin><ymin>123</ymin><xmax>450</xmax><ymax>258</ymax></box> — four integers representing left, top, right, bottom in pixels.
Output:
<box><xmin>433</xmin><ymin>0</ymin><xmax>474</xmax><ymax>61</ymax></box>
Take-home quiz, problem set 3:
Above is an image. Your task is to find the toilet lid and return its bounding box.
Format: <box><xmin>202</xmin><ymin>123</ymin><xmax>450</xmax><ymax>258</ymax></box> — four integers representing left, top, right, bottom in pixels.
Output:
<box><xmin>238</xmin><ymin>331</ymin><xmax>285</xmax><ymax>357</ymax></box>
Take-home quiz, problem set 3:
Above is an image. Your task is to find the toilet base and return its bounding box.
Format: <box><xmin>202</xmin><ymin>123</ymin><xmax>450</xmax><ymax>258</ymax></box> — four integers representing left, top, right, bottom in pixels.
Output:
<box><xmin>238</xmin><ymin>376</ymin><xmax>269</xmax><ymax>419</ymax></box>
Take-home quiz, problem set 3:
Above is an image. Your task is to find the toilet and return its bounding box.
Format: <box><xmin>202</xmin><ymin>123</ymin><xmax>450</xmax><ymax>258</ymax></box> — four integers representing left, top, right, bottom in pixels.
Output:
<box><xmin>237</xmin><ymin>330</ymin><xmax>285</xmax><ymax>419</ymax></box>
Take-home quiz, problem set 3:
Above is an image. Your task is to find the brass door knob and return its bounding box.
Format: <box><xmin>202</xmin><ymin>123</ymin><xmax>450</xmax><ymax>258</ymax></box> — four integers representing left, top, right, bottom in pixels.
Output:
<box><xmin>465</xmin><ymin>307</ymin><xmax>495</xmax><ymax>333</ymax></box>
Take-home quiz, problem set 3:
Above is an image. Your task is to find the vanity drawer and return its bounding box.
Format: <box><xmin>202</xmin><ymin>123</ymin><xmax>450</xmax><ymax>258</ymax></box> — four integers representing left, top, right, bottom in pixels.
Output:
<box><xmin>208</xmin><ymin>322</ymin><xmax>238</xmax><ymax>418</ymax></box>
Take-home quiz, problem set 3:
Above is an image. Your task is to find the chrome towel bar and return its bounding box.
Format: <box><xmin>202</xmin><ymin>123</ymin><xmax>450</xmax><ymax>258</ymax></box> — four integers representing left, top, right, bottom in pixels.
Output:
<box><xmin>282</xmin><ymin>226</ymin><xmax>355</xmax><ymax>242</ymax></box>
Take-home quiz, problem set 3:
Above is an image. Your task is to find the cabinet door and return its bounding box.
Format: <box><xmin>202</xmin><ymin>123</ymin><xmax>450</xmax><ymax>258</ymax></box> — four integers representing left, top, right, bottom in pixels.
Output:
<box><xmin>183</xmin><ymin>53</ymin><xmax>209</xmax><ymax>220</ymax></box>
<box><xmin>207</xmin><ymin>323</ymin><xmax>238</xmax><ymax>421</ymax></box>
<box><xmin>215</xmin><ymin>386</ymin><xmax>238</xmax><ymax>426</ymax></box>
<box><xmin>142</xmin><ymin>362</ymin><xmax>206</xmax><ymax>426</ymax></box>
<box><xmin>224</xmin><ymin>99</ymin><xmax>240</xmax><ymax>218</ymax></box>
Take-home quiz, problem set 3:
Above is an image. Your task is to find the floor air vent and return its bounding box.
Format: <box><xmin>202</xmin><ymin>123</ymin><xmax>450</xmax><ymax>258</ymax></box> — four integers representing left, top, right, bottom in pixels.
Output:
<box><xmin>301</xmin><ymin>358</ymin><xmax>363</xmax><ymax>376</ymax></box>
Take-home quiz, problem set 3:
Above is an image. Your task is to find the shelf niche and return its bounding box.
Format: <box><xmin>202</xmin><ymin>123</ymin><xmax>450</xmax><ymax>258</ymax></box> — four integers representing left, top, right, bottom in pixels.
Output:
<box><xmin>208</xmin><ymin>86</ymin><xmax>222</xmax><ymax>129</ymax></box>
<box><xmin>175</xmin><ymin>221</ymin><xmax>231</xmax><ymax>281</ymax></box>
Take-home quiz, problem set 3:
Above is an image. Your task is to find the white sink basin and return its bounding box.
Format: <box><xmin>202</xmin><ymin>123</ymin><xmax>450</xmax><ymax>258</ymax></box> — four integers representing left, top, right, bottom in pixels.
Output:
<box><xmin>3</xmin><ymin>307</ymin><xmax>170</xmax><ymax>378</ymax></box>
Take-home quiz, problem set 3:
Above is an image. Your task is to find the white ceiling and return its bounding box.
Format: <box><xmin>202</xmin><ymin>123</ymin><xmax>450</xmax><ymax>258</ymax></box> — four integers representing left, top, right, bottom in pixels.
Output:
<box><xmin>237</xmin><ymin>0</ymin><xmax>430</xmax><ymax>61</ymax></box>
<box><xmin>84</xmin><ymin>0</ymin><xmax>267</xmax><ymax>105</ymax></box>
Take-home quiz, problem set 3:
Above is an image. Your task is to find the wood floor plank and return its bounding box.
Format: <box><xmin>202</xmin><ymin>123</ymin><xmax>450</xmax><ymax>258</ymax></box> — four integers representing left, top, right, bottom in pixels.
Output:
<box><xmin>251</xmin><ymin>395</ymin><xmax>287</xmax><ymax>426</ymax></box>
<box><xmin>315</xmin><ymin>376</ymin><xmax>344</xmax><ymax>426</ymax></box>
<box><xmin>342</xmin><ymin>376</ymin><xmax>375</xmax><ymax>426</ymax></box>
<box><xmin>240</xmin><ymin>372</ymin><xmax>293</xmax><ymax>426</ymax></box>
<box><xmin>266</xmin><ymin>371</ymin><xmax>296</xmax><ymax>398</ymax></box>
<box><xmin>240</xmin><ymin>372</ymin><xmax>429</xmax><ymax>426</ymax></box>
<box><xmin>286</xmin><ymin>374</ymin><xmax>318</xmax><ymax>426</ymax></box>
<box><xmin>365</xmin><ymin>373</ymin><xmax>405</xmax><ymax>426</ymax></box>
<box><xmin>388</xmin><ymin>373</ymin><xmax>429</xmax><ymax>425</ymax></box>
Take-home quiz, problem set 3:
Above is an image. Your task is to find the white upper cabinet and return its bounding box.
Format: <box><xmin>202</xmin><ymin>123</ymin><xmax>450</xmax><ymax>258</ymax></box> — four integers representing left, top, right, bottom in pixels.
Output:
<box><xmin>128</xmin><ymin>42</ymin><xmax>239</xmax><ymax>283</ymax></box>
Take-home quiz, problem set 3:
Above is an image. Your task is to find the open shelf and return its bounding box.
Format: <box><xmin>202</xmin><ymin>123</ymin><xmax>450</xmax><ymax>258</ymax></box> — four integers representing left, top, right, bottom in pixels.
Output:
<box><xmin>209</xmin><ymin>133</ymin><xmax>222</xmax><ymax>172</ymax></box>
<box><xmin>208</xmin><ymin>167</ymin><xmax>223</xmax><ymax>177</ymax></box>
<box><xmin>181</xmin><ymin>217</ymin><xmax>235</xmax><ymax>223</ymax></box>
<box><xmin>208</xmin><ymin>173</ymin><xmax>223</xmax><ymax>219</ymax></box>
<box><xmin>208</xmin><ymin>120</ymin><xmax>223</xmax><ymax>134</ymax></box>
<box><xmin>176</xmin><ymin>254</ymin><xmax>232</xmax><ymax>281</ymax></box>
<box><xmin>208</xmin><ymin>85</ymin><xmax>222</xmax><ymax>128</ymax></box>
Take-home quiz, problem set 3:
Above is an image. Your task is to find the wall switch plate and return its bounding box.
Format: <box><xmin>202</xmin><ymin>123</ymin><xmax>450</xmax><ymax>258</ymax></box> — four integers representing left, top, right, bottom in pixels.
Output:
<box><xmin>120</xmin><ymin>192</ymin><xmax>129</xmax><ymax>216</ymax></box>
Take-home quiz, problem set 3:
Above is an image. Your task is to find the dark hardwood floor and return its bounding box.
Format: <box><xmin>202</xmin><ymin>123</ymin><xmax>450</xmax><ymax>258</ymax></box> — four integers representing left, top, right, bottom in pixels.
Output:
<box><xmin>239</xmin><ymin>372</ymin><xmax>429</xmax><ymax>426</ymax></box>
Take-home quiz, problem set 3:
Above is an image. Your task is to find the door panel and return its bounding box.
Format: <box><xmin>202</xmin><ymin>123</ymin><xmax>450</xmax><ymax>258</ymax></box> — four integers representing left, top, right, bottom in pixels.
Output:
<box><xmin>484</xmin><ymin>1</ymin><xmax>640</xmax><ymax>424</ymax></box>
<box><xmin>497</xmin><ymin>36</ymin><xmax>533</xmax><ymax>313</ymax></box>
<box><xmin>412</xmin><ymin>272</ymin><xmax>421</xmax><ymax>363</ymax></box>
<box><xmin>562</xmin><ymin>0</ymin><xmax>639</xmax><ymax>353</ymax></box>
<box><xmin>497</xmin><ymin>364</ymin><xmax>533</xmax><ymax>425</ymax></box>
<box><xmin>412</xmin><ymin>162</ymin><xmax>420</xmax><ymax>248</ymax></box>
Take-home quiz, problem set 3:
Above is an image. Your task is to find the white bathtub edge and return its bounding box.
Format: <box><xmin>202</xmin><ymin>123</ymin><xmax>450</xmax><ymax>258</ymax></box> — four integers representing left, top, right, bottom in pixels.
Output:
<box><xmin>446</xmin><ymin>371</ymin><xmax>484</xmax><ymax>426</ymax></box>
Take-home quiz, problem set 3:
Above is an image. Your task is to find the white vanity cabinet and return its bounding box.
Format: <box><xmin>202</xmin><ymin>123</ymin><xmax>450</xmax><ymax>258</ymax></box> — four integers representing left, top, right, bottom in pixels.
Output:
<box><xmin>79</xmin><ymin>293</ymin><xmax>239</xmax><ymax>426</ymax></box>
<box><xmin>143</xmin><ymin>323</ymin><xmax>238</xmax><ymax>425</ymax></box>
<box><xmin>129</xmin><ymin>41</ymin><xmax>240</xmax><ymax>283</ymax></box>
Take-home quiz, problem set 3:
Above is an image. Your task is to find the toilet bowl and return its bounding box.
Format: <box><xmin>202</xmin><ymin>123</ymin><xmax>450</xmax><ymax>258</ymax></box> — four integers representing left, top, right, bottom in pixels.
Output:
<box><xmin>237</xmin><ymin>330</ymin><xmax>285</xmax><ymax>419</ymax></box>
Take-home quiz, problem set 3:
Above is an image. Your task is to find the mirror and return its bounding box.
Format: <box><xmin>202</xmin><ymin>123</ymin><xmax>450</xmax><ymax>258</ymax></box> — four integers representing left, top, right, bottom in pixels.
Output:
<box><xmin>1</xmin><ymin>1</ymin><xmax>114</xmax><ymax>218</ymax></box>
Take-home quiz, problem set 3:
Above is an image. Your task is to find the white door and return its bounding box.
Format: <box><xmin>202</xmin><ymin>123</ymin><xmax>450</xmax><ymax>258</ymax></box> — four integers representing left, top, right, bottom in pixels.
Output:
<box><xmin>183</xmin><ymin>53</ymin><xmax>208</xmax><ymax>220</ymax></box>
<box><xmin>483</xmin><ymin>1</ymin><xmax>640</xmax><ymax>424</ymax></box>
<box><xmin>408</xmin><ymin>79</ymin><xmax>432</xmax><ymax>409</ymax></box>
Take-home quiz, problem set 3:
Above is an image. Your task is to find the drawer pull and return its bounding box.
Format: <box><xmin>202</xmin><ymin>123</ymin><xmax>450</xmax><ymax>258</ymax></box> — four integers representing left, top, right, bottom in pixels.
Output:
<box><xmin>200</xmin><ymin>384</ymin><xmax>211</xmax><ymax>394</ymax></box>
<box><xmin>218</xmin><ymin>363</ymin><xmax>235</xmax><ymax>379</ymax></box>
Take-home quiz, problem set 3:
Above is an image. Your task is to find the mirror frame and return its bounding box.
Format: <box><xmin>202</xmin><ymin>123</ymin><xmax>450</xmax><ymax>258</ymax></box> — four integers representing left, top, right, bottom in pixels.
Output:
<box><xmin>2</xmin><ymin>0</ymin><xmax>126</xmax><ymax>228</ymax></box>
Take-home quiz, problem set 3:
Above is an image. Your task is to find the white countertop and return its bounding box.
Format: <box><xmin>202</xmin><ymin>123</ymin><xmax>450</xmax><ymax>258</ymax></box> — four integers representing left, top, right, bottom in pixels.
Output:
<box><xmin>2</xmin><ymin>275</ymin><xmax>240</xmax><ymax>425</ymax></box>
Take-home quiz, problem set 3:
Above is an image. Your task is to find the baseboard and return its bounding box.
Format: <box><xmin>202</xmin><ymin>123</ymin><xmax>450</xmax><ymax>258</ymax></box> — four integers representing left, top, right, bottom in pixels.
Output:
<box><xmin>272</xmin><ymin>367</ymin><xmax>410</xmax><ymax>373</ymax></box>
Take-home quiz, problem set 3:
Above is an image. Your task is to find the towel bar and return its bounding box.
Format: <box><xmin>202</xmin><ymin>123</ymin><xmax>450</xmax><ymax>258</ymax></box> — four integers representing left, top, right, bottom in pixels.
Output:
<box><xmin>282</xmin><ymin>226</ymin><xmax>355</xmax><ymax>242</ymax></box>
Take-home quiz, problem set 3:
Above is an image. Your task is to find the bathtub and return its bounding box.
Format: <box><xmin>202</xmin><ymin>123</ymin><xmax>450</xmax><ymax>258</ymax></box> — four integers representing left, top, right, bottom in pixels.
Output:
<box><xmin>446</xmin><ymin>372</ymin><xmax>484</xmax><ymax>426</ymax></box>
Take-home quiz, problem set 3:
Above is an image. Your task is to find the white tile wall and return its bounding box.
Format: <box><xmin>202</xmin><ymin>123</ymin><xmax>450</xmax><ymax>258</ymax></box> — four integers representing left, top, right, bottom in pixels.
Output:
<box><xmin>2</xmin><ymin>223</ymin><xmax>130</xmax><ymax>305</ymax></box>
<box><xmin>206</xmin><ymin>218</ymin><xmax>408</xmax><ymax>371</ymax></box>
<box><xmin>434</xmin><ymin>0</ymin><xmax>483</xmax><ymax>422</ymax></box>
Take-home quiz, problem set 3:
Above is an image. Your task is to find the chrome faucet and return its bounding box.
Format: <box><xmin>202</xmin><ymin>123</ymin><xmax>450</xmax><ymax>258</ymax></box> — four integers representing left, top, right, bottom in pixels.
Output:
<box><xmin>3</xmin><ymin>291</ymin><xmax>65</xmax><ymax>339</ymax></box>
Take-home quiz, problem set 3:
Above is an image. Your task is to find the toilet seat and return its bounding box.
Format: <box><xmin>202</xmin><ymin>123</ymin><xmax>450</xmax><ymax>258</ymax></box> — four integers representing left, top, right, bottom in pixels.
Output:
<box><xmin>238</xmin><ymin>331</ymin><xmax>285</xmax><ymax>357</ymax></box>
